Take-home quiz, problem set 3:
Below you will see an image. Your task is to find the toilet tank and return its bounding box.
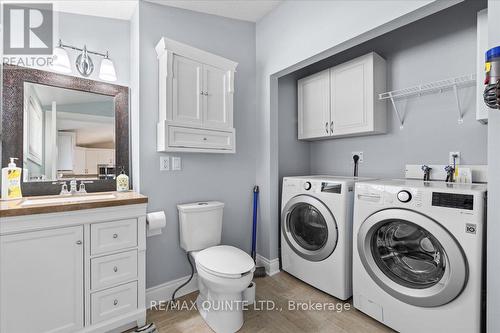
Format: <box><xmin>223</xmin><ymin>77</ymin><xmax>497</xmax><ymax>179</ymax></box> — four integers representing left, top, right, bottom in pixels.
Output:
<box><xmin>177</xmin><ymin>201</ymin><xmax>224</xmax><ymax>252</ymax></box>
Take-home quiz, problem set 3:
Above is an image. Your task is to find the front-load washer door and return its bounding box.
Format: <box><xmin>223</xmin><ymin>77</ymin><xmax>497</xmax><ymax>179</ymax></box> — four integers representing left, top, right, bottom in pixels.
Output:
<box><xmin>282</xmin><ymin>195</ymin><xmax>338</xmax><ymax>262</ymax></box>
<box><xmin>357</xmin><ymin>209</ymin><xmax>468</xmax><ymax>307</ymax></box>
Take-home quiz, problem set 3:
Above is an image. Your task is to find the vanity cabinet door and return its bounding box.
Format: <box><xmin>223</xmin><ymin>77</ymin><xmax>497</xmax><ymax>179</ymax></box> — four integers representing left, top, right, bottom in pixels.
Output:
<box><xmin>0</xmin><ymin>226</ymin><xmax>84</xmax><ymax>333</ymax></box>
<box><xmin>172</xmin><ymin>55</ymin><xmax>203</xmax><ymax>126</ymax></box>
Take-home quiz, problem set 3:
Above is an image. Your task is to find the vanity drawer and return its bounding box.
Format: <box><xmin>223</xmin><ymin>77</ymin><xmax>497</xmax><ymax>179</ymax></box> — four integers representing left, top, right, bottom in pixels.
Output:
<box><xmin>91</xmin><ymin>219</ymin><xmax>137</xmax><ymax>255</ymax></box>
<box><xmin>91</xmin><ymin>281</ymin><xmax>138</xmax><ymax>324</ymax></box>
<box><xmin>91</xmin><ymin>250</ymin><xmax>138</xmax><ymax>290</ymax></box>
<box><xmin>168</xmin><ymin>125</ymin><xmax>234</xmax><ymax>150</ymax></box>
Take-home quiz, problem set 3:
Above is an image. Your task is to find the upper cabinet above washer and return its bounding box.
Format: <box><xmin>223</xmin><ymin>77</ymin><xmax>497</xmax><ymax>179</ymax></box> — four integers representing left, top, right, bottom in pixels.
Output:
<box><xmin>298</xmin><ymin>52</ymin><xmax>387</xmax><ymax>140</ymax></box>
<box><xmin>156</xmin><ymin>38</ymin><xmax>237</xmax><ymax>153</ymax></box>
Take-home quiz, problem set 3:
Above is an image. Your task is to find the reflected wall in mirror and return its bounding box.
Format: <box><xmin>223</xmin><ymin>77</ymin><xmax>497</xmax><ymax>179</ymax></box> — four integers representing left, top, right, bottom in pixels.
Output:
<box><xmin>23</xmin><ymin>83</ymin><xmax>116</xmax><ymax>182</ymax></box>
<box><xmin>2</xmin><ymin>64</ymin><xmax>129</xmax><ymax>196</ymax></box>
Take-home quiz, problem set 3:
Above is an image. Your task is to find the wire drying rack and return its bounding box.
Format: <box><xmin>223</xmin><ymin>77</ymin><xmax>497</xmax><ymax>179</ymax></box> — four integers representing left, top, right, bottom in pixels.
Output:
<box><xmin>379</xmin><ymin>74</ymin><xmax>477</xmax><ymax>129</ymax></box>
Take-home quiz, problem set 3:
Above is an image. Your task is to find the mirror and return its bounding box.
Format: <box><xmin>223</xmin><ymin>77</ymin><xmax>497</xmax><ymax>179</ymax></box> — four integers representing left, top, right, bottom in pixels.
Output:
<box><xmin>2</xmin><ymin>64</ymin><xmax>129</xmax><ymax>196</ymax></box>
<box><xmin>23</xmin><ymin>83</ymin><xmax>116</xmax><ymax>182</ymax></box>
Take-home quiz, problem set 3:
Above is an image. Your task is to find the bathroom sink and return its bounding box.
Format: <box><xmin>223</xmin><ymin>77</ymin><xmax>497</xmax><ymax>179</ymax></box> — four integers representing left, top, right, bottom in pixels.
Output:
<box><xmin>21</xmin><ymin>193</ymin><xmax>117</xmax><ymax>207</ymax></box>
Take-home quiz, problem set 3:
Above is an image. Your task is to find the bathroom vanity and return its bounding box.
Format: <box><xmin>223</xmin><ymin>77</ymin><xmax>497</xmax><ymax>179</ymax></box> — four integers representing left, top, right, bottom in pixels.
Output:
<box><xmin>0</xmin><ymin>192</ymin><xmax>148</xmax><ymax>333</ymax></box>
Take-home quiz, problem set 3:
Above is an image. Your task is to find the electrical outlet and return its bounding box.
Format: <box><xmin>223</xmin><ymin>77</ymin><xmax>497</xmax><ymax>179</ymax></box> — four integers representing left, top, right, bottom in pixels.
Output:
<box><xmin>172</xmin><ymin>156</ymin><xmax>182</xmax><ymax>171</ymax></box>
<box><xmin>449</xmin><ymin>152</ymin><xmax>461</xmax><ymax>165</ymax></box>
<box><xmin>160</xmin><ymin>156</ymin><xmax>169</xmax><ymax>171</ymax></box>
<box><xmin>351</xmin><ymin>152</ymin><xmax>364</xmax><ymax>163</ymax></box>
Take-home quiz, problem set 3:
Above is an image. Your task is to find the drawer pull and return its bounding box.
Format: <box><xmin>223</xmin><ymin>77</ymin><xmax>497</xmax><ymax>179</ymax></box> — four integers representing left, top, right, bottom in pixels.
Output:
<box><xmin>113</xmin><ymin>299</ymin><xmax>118</xmax><ymax>306</ymax></box>
<box><xmin>203</xmin><ymin>137</ymin><xmax>207</xmax><ymax>141</ymax></box>
<box><xmin>113</xmin><ymin>233</ymin><xmax>118</xmax><ymax>239</ymax></box>
<box><xmin>113</xmin><ymin>266</ymin><xmax>118</xmax><ymax>272</ymax></box>
<box><xmin>76</xmin><ymin>240</ymin><xmax>82</xmax><ymax>245</ymax></box>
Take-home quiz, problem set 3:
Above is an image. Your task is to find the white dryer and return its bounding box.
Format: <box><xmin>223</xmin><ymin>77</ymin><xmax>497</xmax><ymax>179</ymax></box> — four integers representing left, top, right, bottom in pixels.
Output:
<box><xmin>281</xmin><ymin>176</ymin><xmax>371</xmax><ymax>300</ymax></box>
<box><xmin>353</xmin><ymin>179</ymin><xmax>487</xmax><ymax>333</ymax></box>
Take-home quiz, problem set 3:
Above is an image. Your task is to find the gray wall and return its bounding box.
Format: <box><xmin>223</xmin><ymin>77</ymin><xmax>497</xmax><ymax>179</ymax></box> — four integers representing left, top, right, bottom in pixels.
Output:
<box><xmin>487</xmin><ymin>1</ymin><xmax>500</xmax><ymax>332</ymax></box>
<box><xmin>138</xmin><ymin>1</ymin><xmax>257</xmax><ymax>288</ymax></box>
<box><xmin>277</xmin><ymin>1</ymin><xmax>487</xmax><ymax>183</ymax></box>
<box><xmin>57</xmin><ymin>12</ymin><xmax>130</xmax><ymax>86</ymax></box>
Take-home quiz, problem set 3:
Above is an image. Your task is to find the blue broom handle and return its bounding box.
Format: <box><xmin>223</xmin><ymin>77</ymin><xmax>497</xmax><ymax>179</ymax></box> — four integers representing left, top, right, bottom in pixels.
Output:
<box><xmin>251</xmin><ymin>186</ymin><xmax>259</xmax><ymax>260</ymax></box>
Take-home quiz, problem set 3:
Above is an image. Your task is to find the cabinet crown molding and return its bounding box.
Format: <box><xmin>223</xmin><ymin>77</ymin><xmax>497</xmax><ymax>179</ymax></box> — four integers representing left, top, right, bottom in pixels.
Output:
<box><xmin>155</xmin><ymin>37</ymin><xmax>238</xmax><ymax>71</ymax></box>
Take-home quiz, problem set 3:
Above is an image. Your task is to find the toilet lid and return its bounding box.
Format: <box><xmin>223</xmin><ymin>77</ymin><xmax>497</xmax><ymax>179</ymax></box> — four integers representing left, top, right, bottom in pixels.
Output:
<box><xmin>196</xmin><ymin>245</ymin><xmax>255</xmax><ymax>277</ymax></box>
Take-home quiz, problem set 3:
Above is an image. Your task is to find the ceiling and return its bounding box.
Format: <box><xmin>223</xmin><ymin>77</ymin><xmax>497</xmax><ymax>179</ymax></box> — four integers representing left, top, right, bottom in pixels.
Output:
<box><xmin>4</xmin><ymin>0</ymin><xmax>138</xmax><ymax>20</ymax></box>
<box><xmin>146</xmin><ymin>0</ymin><xmax>282</xmax><ymax>22</ymax></box>
<box><xmin>5</xmin><ymin>0</ymin><xmax>281</xmax><ymax>22</ymax></box>
<box><xmin>30</xmin><ymin>83</ymin><xmax>113</xmax><ymax>106</ymax></box>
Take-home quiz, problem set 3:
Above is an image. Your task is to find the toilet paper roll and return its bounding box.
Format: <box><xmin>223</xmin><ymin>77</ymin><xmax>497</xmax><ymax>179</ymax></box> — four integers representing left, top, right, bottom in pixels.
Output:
<box><xmin>147</xmin><ymin>211</ymin><xmax>166</xmax><ymax>237</ymax></box>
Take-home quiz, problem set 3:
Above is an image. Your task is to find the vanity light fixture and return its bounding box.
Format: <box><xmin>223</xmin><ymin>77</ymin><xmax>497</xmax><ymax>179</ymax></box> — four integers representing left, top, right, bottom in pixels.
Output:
<box><xmin>51</xmin><ymin>39</ymin><xmax>117</xmax><ymax>81</ymax></box>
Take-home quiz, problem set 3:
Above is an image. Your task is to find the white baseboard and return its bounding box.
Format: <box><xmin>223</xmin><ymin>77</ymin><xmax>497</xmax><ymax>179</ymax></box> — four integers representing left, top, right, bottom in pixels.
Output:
<box><xmin>146</xmin><ymin>273</ymin><xmax>198</xmax><ymax>308</ymax></box>
<box><xmin>256</xmin><ymin>254</ymin><xmax>280</xmax><ymax>276</ymax></box>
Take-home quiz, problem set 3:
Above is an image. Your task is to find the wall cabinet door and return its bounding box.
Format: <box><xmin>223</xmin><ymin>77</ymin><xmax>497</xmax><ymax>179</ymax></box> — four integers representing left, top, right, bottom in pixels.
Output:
<box><xmin>98</xmin><ymin>149</ymin><xmax>115</xmax><ymax>165</ymax></box>
<box><xmin>298</xmin><ymin>69</ymin><xmax>331</xmax><ymax>139</ymax></box>
<box><xmin>57</xmin><ymin>132</ymin><xmax>75</xmax><ymax>171</ymax></box>
<box><xmin>73</xmin><ymin>147</ymin><xmax>86</xmax><ymax>174</ymax></box>
<box><xmin>330</xmin><ymin>55</ymin><xmax>373</xmax><ymax>136</ymax></box>
<box><xmin>172</xmin><ymin>55</ymin><xmax>203</xmax><ymax>126</ymax></box>
<box><xmin>0</xmin><ymin>226</ymin><xmax>84</xmax><ymax>333</ymax></box>
<box><xmin>86</xmin><ymin>150</ymin><xmax>99</xmax><ymax>174</ymax></box>
<box><xmin>203</xmin><ymin>65</ymin><xmax>231</xmax><ymax>129</ymax></box>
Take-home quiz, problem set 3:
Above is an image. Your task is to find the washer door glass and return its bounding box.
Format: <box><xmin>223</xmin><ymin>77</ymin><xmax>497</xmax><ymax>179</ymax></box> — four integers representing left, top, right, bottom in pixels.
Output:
<box><xmin>282</xmin><ymin>195</ymin><xmax>338</xmax><ymax>262</ymax></box>
<box><xmin>372</xmin><ymin>220</ymin><xmax>446</xmax><ymax>289</ymax></box>
<box><xmin>288</xmin><ymin>203</ymin><xmax>328</xmax><ymax>251</ymax></box>
<box><xmin>357</xmin><ymin>209</ymin><xmax>468</xmax><ymax>307</ymax></box>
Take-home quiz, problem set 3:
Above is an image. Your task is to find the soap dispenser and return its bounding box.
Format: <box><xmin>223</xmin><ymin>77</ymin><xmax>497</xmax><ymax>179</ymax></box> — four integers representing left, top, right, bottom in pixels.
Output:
<box><xmin>1</xmin><ymin>158</ymin><xmax>23</xmax><ymax>200</ymax></box>
<box><xmin>116</xmin><ymin>167</ymin><xmax>129</xmax><ymax>192</ymax></box>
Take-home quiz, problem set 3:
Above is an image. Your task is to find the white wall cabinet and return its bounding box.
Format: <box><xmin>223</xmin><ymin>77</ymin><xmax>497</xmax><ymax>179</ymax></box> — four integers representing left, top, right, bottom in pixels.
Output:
<box><xmin>298</xmin><ymin>52</ymin><xmax>386</xmax><ymax>140</ymax></box>
<box><xmin>156</xmin><ymin>37</ymin><xmax>237</xmax><ymax>153</ymax></box>
<box><xmin>0</xmin><ymin>203</ymin><xmax>147</xmax><ymax>333</ymax></box>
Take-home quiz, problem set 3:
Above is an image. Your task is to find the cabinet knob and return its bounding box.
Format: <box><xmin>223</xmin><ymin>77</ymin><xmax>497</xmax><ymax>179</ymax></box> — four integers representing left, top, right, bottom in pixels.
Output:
<box><xmin>113</xmin><ymin>299</ymin><xmax>118</xmax><ymax>306</ymax></box>
<box><xmin>113</xmin><ymin>266</ymin><xmax>118</xmax><ymax>272</ymax></box>
<box><xmin>325</xmin><ymin>122</ymin><xmax>329</xmax><ymax>134</ymax></box>
<box><xmin>330</xmin><ymin>121</ymin><xmax>333</xmax><ymax>133</ymax></box>
<box><xmin>203</xmin><ymin>137</ymin><xmax>207</xmax><ymax>141</ymax></box>
<box><xmin>113</xmin><ymin>233</ymin><xmax>118</xmax><ymax>239</ymax></box>
<box><xmin>76</xmin><ymin>240</ymin><xmax>82</xmax><ymax>245</ymax></box>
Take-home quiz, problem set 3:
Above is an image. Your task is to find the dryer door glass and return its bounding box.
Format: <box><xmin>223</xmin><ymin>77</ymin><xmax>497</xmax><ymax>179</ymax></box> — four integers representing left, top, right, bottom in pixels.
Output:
<box><xmin>282</xmin><ymin>195</ymin><xmax>338</xmax><ymax>262</ymax></box>
<box><xmin>371</xmin><ymin>220</ymin><xmax>446</xmax><ymax>289</ymax></box>
<box><xmin>288</xmin><ymin>203</ymin><xmax>328</xmax><ymax>251</ymax></box>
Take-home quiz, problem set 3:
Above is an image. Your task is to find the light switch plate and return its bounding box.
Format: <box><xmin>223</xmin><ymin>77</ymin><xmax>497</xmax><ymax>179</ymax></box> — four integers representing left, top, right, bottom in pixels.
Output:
<box><xmin>160</xmin><ymin>156</ymin><xmax>169</xmax><ymax>171</ymax></box>
<box><xmin>172</xmin><ymin>157</ymin><xmax>182</xmax><ymax>171</ymax></box>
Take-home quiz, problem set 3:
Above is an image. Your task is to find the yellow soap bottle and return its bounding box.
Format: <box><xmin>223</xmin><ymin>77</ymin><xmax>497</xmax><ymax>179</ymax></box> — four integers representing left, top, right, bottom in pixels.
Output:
<box><xmin>1</xmin><ymin>158</ymin><xmax>23</xmax><ymax>200</ymax></box>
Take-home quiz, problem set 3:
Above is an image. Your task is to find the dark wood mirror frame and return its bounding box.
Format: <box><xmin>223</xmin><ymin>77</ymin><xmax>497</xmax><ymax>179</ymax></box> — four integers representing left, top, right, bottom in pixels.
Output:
<box><xmin>2</xmin><ymin>64</ymin><xmax>130</xmax><ymax>196</ymax></box>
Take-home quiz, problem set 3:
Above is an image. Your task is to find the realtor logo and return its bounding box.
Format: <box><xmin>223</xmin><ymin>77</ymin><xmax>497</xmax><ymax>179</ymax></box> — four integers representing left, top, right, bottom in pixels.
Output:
<box><xmin>3</xmin><ymin>3</ymin><xmax>53</xmax><ymax>54</ymax></box>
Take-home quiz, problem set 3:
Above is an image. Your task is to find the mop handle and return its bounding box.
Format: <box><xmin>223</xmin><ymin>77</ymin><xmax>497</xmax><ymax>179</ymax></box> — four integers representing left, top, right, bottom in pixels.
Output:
<box><xmin>251</xmin><ymin>185</ymin><xmax>259</xmax><ymax>261</ymax></box>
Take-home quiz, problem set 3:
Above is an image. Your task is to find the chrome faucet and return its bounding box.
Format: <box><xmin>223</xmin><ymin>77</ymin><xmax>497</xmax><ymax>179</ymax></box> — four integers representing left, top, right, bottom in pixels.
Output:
<box><xmin>69</xmin><ymin>179</ymin><xmax>78</xmax><ymax>194</ymax></box>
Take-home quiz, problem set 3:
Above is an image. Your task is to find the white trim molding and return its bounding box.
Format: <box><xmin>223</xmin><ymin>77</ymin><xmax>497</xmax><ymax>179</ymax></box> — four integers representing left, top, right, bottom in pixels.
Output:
<box><xmin>256</xmin><ymin>254</ymin><xmax>280</xmax><ymax>276</ymax></box>
<box><xmin>146</xmin><ymin>274</ymin><xmax>199</xmax><ymax>309</ymax></box>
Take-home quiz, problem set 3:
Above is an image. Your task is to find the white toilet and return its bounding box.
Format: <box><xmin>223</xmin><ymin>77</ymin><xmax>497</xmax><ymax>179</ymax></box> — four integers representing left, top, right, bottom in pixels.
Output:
<box><xmin>177</xmin><ymin>201</ymin><xmax>255</xmax><ymax>333</ymax></box>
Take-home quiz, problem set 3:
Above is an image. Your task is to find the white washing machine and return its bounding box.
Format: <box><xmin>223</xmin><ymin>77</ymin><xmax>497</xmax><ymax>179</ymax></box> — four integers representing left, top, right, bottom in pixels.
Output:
<box><xmin>281</xmin><ymin>176</ymin><xmax>371</xmax><ymax>300</ymax></box>
<box><xmin>353</xmin><ymin>179</ymin><xmax>487</xmax><ymax>333</ymax></box>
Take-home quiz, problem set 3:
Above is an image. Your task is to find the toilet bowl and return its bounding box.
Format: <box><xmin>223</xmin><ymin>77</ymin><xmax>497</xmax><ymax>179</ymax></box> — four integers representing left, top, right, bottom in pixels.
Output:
<box><xmin>192</xmin><ymin>246</ymin><xmax>255</xmax><ymax>333</ymax></box>
<box><xmin>177</xmin><ymin>202</ymin><xmax>256</xmax><ymax>333</ymax></box>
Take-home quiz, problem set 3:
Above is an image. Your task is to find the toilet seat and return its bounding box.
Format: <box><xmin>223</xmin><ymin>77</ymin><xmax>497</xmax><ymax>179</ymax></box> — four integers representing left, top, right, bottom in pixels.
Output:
<box><xmin>196</xmin><ymin>245</ymin><xmax>255</xmax><ymax>279</ymax></box>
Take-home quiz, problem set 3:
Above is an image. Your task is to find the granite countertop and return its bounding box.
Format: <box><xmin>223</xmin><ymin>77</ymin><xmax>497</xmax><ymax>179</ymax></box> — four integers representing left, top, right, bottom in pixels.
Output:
<box><xmin>0</xmin><ymin>191</ymin><xmax>148</xmax><ymax>218</ymax></box>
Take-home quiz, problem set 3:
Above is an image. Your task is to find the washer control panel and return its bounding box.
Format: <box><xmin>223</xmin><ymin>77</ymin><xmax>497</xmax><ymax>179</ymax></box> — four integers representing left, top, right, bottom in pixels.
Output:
<box><xmin>397</xmin><ymin>190</ymin><xmax>412</xmax><ymax>203</ymax></box>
